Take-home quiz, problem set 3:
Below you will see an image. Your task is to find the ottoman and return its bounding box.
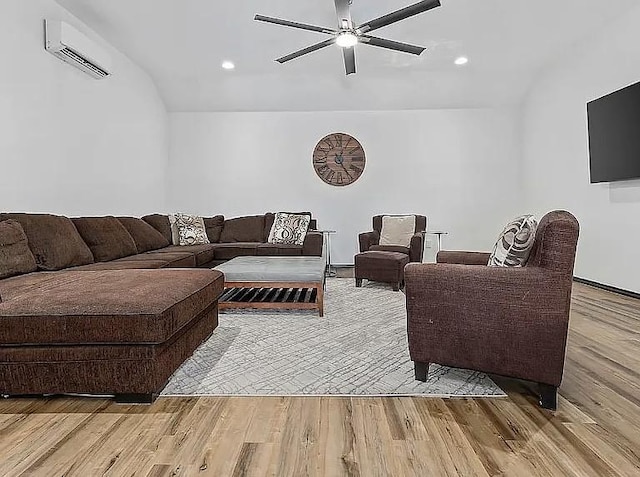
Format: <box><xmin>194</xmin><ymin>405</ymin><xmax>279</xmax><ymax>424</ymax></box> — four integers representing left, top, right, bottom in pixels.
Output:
<box><xmin>355</xmin><ymin>251</ymin><xmax>410</xmax><ymax>291</ymax></box>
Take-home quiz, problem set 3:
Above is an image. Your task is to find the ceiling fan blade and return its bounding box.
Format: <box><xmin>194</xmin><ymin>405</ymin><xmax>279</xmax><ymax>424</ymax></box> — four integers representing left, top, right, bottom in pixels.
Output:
<box><xmin>343</xmin><ymin>47</ymin><xmax>356</xmax><ymax>75</ymax></box>
<box><xmin>254</xmin><ymin>15</ymin><xmax>336</xmax><ymax>35</ymax></box>
<box><xmin>334</xmin><ymin>0</ymin><xmax>353</xmax><ymax>29</ymax></box>
<box><xmin>358</xmin><ymin>0</ymin><xmax>441</xmax><ymax>33</ymax></box>
<box><xmin>360</xmin><ymin>35</ymin><xmax>426</xmax><ymax>56</ymax></box>
<box><xmin>276</xmin><ymin>39</ymin><xmax>336</xmax><ymax>64</ymax></box>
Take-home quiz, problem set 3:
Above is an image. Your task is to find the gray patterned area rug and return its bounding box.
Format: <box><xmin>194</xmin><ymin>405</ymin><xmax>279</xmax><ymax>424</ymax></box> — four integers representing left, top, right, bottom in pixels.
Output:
<box><xmin>161</xmin><ymin>279</ymin><xmax>505</xmax><ymax>398</ymax></box>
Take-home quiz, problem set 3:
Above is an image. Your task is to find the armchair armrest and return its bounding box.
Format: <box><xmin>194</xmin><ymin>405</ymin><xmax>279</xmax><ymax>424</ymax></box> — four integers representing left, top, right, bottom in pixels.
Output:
<box><xmin>302</xmin><ymin>231</ymin><xmax>323</xmax><ymax>257</ymax></box>
<box><xmin>409</xmin><ymin>232</ymin><xmax>425</xmax><ymax>262</ymax></box>
<box><xmin>359</xmin><ymin>231</ymin><xmax>379</xmax><ymax>252</ymax></box>
<box><xmin>436</xmin><ymin>251</ymin><xmax>491</xmax><ymax>265</ymax></box>
<box><xmin>404</xmin><ymin>263</ymin><xmax>572</xmax><ymax>387</ymax></box>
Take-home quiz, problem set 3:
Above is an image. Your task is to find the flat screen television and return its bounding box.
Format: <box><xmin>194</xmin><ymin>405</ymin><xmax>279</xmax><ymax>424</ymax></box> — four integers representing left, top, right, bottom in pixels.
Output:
<box><xmin>587</xmin><ymin>80</ymin><xmax>640</xmax><ymax>183</ymax></box>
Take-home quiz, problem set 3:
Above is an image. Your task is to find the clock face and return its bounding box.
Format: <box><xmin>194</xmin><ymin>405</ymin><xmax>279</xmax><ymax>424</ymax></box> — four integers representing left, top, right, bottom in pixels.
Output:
<box><xmin>313</xmin><ymin>133</ymin><xmax>366</xmax><ymax>187</ymax></box>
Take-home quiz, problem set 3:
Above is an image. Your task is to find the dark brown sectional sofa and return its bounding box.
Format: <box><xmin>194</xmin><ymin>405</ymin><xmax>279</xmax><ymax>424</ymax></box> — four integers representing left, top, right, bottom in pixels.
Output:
<box><xmin>0</xmin><ymin>211</ymin><xmax>322</xmax><ymax>403</ymax></box>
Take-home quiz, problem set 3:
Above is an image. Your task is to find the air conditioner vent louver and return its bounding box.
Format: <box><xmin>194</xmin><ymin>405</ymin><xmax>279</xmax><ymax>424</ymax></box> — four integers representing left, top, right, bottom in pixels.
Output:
<box><xmin>56</xmin><ymin>47</ymin><xmax>110</xmax><ymax>78</ymax></box>
<box><xmin>45</xmin><ymin>20</ymin><xmax>112</xmax><ymax>79</ymax></box>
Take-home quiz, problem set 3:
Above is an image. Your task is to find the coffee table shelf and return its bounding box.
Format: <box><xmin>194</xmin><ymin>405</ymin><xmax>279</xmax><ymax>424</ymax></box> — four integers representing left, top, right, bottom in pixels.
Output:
<box><xmin>214</xmin><ymin>257</ymin><xmax>326</xmax><ymax>317</ymax></box>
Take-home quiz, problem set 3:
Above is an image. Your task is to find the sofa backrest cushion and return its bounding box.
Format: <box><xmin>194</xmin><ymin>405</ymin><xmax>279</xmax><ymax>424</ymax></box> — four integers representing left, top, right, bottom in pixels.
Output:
<box><xmin>72</xmin><ymin>216</ymin><xmax>138</xmax><ymax>262</ymax></box>
<box><xmin>0</xmin><ymin>213</ymin><xmax>94</xmax><ymax>271</ymax></box>
<box><xmin>264</xmin><ymin>213</ymin><xmax>276</xmax><ymax>241</ymax></box>
<box><xmin>220</xmin><ymin>215</ymin><xmax>265</xmax><ymax>243</ymax></box>
<box><xmin>0</xmin><ymin>219</ymin><xmax>38</xmax><ymax>280</ymax></box>
<box><xmin>142</xmin><ymin>214</ymin><xmax>172</xmax><ymax>243</ymax></box>
<box><xmin>117</xmin><ymin>217</ymin><xmax>170</xmax><ymax>253</ymax></box>
<box><xmin>203</xmin><ymin>215</ymin><xmax>225</xmax><ymax>243</ymax></box>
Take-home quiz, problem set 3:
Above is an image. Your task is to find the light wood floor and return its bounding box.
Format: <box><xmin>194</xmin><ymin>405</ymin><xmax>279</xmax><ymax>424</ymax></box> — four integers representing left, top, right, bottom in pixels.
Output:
<box><xmin>0</xmin><ymin>282</ymin><xmax>638</xmax><ymax>476</ymax></box>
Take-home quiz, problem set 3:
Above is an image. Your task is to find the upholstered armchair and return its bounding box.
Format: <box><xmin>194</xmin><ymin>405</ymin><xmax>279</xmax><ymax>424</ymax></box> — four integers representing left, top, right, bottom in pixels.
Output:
<box><xmin>404</xmin><ymin>211</ymin><xmax>579</xmax><ymax>410</ymax></box>
<box><xmin>359</xmin><ymin>215</ymin><xmax>427</xmax><ymax>263</ymax></box>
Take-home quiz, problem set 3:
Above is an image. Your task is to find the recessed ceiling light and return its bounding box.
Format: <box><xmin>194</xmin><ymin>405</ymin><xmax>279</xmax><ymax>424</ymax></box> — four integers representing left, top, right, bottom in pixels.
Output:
<box><xmin>221</xmin><ymin>61</ymin><xmax>235</xmax><ymax>70</ymax></box>
<box><xmin>454</xmin><ymin>56</ymin><xmax>469</xmax><ymax>66</ymax></box>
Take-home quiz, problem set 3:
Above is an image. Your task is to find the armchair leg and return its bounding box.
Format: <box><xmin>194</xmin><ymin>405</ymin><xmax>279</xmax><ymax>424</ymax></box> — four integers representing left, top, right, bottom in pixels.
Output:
<box><xmin>355</xmin><ymin>278</ymin><xmax>363</xmax><ymax>288</ymax></box>
<box><xmin>539</xmin><ymin>383</ymin><xmax>558</xmax><ymax>411</ymax></box>
<box><xmin>414</xmin><ymin>361</ymin><xmax>429</xmax><ymax>382</ymax></box>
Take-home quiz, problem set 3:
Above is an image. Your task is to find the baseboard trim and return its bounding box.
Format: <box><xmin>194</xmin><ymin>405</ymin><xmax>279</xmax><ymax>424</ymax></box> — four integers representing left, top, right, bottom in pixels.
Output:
<box><xmin>573</xmin><ymin>277</ymin><xmax>640</xmax><ymax>300</ymax></box>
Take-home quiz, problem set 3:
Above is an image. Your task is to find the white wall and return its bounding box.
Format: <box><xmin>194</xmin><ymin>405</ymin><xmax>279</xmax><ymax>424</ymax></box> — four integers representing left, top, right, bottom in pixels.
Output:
<box><xmin>0</xmin><ymin>0</ymin><xmax>168</xmax><ymax>216</ymax></box>
<box><xmin>521</xmin><ymin>5</ymin><xmax>640</xmax><ymax>293</ymax></box>
<box><xmin>168</xmin><ymin>109</ymin><xmax>522</xmax><ymax>264</ymax></box>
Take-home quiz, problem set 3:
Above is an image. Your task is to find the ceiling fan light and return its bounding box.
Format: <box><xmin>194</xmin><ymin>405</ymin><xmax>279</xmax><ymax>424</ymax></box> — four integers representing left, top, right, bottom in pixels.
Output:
<box><xmin>336</xmin><ymin>32</ymin><xmax>358</xmax><ymax>48</ymax></box>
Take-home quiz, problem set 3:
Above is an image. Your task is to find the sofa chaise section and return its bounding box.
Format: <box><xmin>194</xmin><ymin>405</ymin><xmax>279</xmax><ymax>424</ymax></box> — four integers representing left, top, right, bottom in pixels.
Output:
<box><xmin>0</xmin><ymin>269</ymin><xmax>224</xmax><ymax>402</ymax></box>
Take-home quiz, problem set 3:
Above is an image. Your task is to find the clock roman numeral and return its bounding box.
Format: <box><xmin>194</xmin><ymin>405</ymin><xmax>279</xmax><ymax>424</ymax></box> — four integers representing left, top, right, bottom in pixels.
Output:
<box><xmin>349</xmin><ymin>164</ymin><xmax>362</xmax><ymax>174</ymax></box>
<box><xmin>337</xmin><ymin>172</ymin><xmax>344</xmax><ymax>184</ymax></box>
<box><xmin>351</xmin><ymin>156</ymin><xmax>364</xmax><ymax>162</ymax></box>
<box><xmin>325</xmin><ymin>170</ymin><xmax>335</xmax><ymax>182</ymax></box>
<box><xmin>317</xmin><ymin>164</ymin><xmax>329</xmax><ymax>175</ymax></box>
<box><xmin>314</xmin><ymin>156</ymin><xmax>327</xmax><ymax>164</ymax></box>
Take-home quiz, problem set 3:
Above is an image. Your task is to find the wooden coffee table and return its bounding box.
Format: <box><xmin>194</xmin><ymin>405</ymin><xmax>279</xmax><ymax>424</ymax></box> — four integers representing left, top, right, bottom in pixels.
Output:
<box><xmin>214</xmin><ymin>256</ymin><xmax>326</xmax><ymax>317</ymax></box>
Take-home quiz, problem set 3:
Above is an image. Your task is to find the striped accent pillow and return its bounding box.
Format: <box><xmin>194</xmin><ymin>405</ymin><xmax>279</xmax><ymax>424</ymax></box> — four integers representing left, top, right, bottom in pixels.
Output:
<box><xmin>488</xmin><ymin>215</ymin><xmax>538</xmax><ymax>267</ymax></box>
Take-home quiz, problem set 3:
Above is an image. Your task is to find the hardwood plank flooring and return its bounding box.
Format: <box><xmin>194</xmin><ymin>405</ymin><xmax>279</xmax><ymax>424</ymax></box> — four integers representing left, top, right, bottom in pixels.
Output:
<box><xmin>0</xmin><ymin>282</ymin><xmax>638</xmax><ymax>476</ymax></box>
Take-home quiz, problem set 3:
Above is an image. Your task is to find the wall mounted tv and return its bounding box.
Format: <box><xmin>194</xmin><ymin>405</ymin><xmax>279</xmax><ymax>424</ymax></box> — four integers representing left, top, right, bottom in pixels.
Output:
<box><xmin>587</xmin><ymin>80</ymin><xmax>640</xmax><ymax>183</ymax></box>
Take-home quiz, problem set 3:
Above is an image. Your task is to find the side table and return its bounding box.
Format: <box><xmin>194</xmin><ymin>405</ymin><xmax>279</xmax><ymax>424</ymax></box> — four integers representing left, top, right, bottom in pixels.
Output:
<box><xmin>318</xmin><ymin>230</ymin><xmax>337</xmax><ymax>277</ymax></box>
<box><xmin>427</xmin><ymin>231</ymin><xmax>448</xmax><ymax>253</ymax></box>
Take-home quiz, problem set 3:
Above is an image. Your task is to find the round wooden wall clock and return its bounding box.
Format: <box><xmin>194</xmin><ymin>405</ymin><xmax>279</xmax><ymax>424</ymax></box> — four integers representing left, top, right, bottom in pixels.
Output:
<box><xmin>313</xmin><ymin>133</ymin><xmax>366</xmax><ymax>186</ymax></box>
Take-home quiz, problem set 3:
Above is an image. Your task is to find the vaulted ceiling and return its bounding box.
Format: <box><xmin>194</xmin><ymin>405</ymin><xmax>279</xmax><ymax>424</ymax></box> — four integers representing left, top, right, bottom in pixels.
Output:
<box><xmin>56</xmin><ymin>0</ymin><xmax>639</xmax><ymax>111</ymax></box>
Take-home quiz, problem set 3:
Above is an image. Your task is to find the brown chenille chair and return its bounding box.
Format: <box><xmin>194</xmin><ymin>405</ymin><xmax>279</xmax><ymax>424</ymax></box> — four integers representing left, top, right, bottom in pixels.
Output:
<box><xmin>404</xmin><ymin>211</ymin><xmax>579</xmax><ymax>410</ymax></box>
<box><xmin>356</xmin><ymin>215</ymin><xmax>426</xmax><ymax>291</ymax></box>
<box><xmin>358</xmin><ymin>215</ymin><xmax>427</xmax><ymax>263</ymax></box>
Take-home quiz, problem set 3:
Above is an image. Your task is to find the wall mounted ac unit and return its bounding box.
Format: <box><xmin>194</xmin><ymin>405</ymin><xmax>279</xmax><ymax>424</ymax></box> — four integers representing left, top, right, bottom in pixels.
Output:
<box><xmin>45</xmin><ymin>20</ymin><xmax>112</xmax><ymax>79</ymax></box>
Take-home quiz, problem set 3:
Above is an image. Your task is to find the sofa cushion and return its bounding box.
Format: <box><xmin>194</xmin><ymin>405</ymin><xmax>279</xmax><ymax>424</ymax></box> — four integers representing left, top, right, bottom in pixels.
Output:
<box><xmin>267</xmin><ymin>212</ymin><xmax>311</xmax><ymax>246</ymax></box>
<box><xmin>72</xmin><ymin>216</ymin><xmax>138</xmax><ymax>263</ymax></box>
<box><xmin>204</xmin><ymin>215</ymin><xmax>224</xmax><ymax>243</ymax></box>
<box><xmin>488</xmin><ymin>215</ymin><xmax>538</xmax><ymax>267</ymax></box>
<box><xmin>0</xmin><ymin>220</ymin><xmax>38</xmax><ymax>280</ymax></box>
<box><xmin>150</xmin><ymin>245</ymin><xmax>216</xmax><ymax>267</ymax></box>
<box><xmin>264</xmin><ymin>213</ymin><xmax>276</xmax><ymax>241</ymax></box>
<box><xmin>256</xmin><ymin>243</ymin><xmax>303</xmax><ymax>256</ymax></box>
<box><xmin>0</xmin><ymin>269</ymin><xmax>224</xmax><ymax>346</ymax></box>
<box><xmin>115</xmin><ymin>252</ymin><xmax>196</xmax><ymax>269</ymax></box>
<box><xmin>117</xmin><ymin>217</ymin><xmax>170</xmax><ymax>253</ymax></box>
<box><xmin>70</xmin><ymin>260</ymin><xmax>168</xmax><ymax>271</ymax></box>
<box><xmin>142</xmin><ymin>214</ymin><xmax>172</xmax><ymax>243</ymax></box>
<box><xmin>212</xmin><ymin>243</ymin><xmax>259</xmax><ymax>260</ymax></box>
<box><xmin>0</xmin><ymin>213</ymin><xmax>94</xmax><ymax>271</ymax></box>
<box><xmin>220</xmin><ymin>216</ymin><xmax>265</xmax><ymax>243</ymax></box>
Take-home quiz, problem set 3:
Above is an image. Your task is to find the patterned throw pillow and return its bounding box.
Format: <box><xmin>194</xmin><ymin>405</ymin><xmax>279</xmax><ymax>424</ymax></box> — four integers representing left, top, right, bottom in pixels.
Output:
<box><xmin>267</xmin><ymin>212</ymin><xmax>311</xmax><ymax>246</ymax></box>
<box><xmin>488</xmin><ymin>215</ymin><xmax>538</xmax><ymax>267</ymax></box>
<box><xmin>171</xmin><ymin>213</ymin><xmax>210</xmax><ymax>246</ymax></box>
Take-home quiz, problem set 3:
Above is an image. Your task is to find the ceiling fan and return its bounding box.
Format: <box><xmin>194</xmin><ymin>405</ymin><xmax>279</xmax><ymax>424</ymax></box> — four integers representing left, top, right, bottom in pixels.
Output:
<box><xmin>255</xmin><ymin>0</ymin><xmax>442</xmax><ymax>75</ymax></box>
